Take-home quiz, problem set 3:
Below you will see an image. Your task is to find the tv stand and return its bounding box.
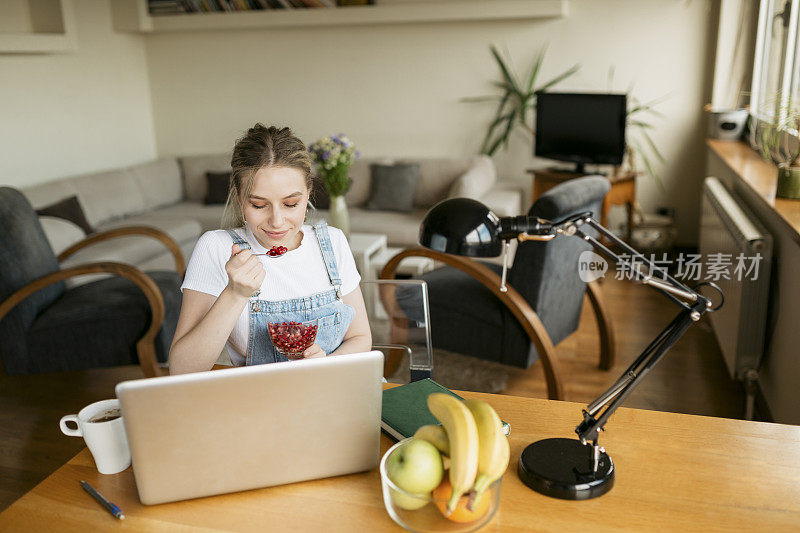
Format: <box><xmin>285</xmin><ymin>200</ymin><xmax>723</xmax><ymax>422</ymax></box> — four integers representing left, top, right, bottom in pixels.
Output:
<box><xmin>526</xmin><ymin>167</ymin><xmax>637</xmax><ymax>241</ymax></box>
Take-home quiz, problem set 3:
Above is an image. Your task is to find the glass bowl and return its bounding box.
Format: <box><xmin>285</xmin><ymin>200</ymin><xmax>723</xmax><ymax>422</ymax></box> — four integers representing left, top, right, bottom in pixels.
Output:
<box><xmin>267</xmin><ymin>321</ymin><xmax>318</xmax><ymax>360</ymax></box>
<box><xmin>379</xmin><ymin>438</ymin><xmax>502</xmax><ymax>533</ymax></box>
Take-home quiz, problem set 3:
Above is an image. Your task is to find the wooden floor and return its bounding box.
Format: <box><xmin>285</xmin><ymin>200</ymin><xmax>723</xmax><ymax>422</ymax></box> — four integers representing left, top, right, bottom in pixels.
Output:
<box><xmin>0</xmin><ymin>275</ymin><xmax>745</xmax><ymax>512</ymax></box>
<box><xmin>501</xmin><ymin>276</ymin><xmax>745</xmax><ymax>418</ymax></box>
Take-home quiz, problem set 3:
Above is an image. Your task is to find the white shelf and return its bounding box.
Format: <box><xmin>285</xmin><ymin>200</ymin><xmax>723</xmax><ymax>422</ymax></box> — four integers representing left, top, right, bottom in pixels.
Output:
<box><xmin>0</xmin><ymin>0</ymin><xmax>77</xmax><ymax>54</ymax></box>
<box><xmin>112</xmin><ymin>0</ymin><xmax>567</xmax><ymax>33</ymax></box>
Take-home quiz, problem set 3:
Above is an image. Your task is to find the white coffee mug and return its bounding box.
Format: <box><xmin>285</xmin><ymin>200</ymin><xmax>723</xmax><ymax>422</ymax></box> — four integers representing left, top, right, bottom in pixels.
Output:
<box><xmin>59</xmin><ymin>399</ymin><xmax>131</xmax><ymax>475</ymax></box>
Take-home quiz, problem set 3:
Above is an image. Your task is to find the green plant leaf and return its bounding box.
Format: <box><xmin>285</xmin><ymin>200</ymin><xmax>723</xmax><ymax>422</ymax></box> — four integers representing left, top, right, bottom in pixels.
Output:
<box><xmin>628</xmin><ymin>94</ymin><xmax>669</xmax><ymax>117</ymax></box>
<box><xmin>485</xmin><ymin>111</ymin><xmax>516</xmax><ymax>155</ymax></box>
<box><xmin>501</xmin><ymin>109</ymin><xmax>517</xmax><ymax>149</ymax></box>
<box><xmin>490</xmin><ymin>45</ymin><xmax>522</xmax><ymax>99</ymax></box>
<box><xmin>633</xmin><ymin>141</ymin><xmax>664</xmax><ymax>191</ymax></box>
<box><xmin>526</xmin><ymin>48</ymin><xmax>547</xmax><ymax>94</ymax></box>
<box><xmin>490</xmin><ymin>81</ymin><xmax>517</xmax><ymax>94</ymax></box>
<box><xmin>536</xmin><ymin>64</ymin><xmax>581</xmax><ymax>93</ymax></box>
<box><xmin>485</xmin><ymin>134</ymin><xmax>505</xmax><ymax>156</ymax></box>
<box><xmin>468</xmin><ymin>45</ymin><xmax>579</xmax><ymax>158</ymax></box>
<box><xmin>481</xmin><ymin>110</ymin><xmax>514</xmax><ymax>154</ymax></box>
<box><xmin>640</xmin><ymin>129</ymin><xmax>666</xmax><ymax>163</ymax></box>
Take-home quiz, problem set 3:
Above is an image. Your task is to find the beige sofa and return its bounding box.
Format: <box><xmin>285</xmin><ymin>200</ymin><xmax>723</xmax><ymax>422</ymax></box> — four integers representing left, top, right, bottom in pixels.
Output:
<box><xmin>182</xmin><ymin>153</ymin><xmax>523</xmax><ymax>245</ymax></box>
<box><xmin>21</xmin><ymin>154</ymin><xmax>524</xmax><ymax>275</ymax></box>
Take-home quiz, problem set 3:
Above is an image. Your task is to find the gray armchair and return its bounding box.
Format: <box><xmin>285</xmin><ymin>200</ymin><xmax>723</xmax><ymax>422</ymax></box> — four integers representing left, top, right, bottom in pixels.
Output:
<box><xmin>379</xmin><ymin>176</ymin><xmax>615</xmax><ymax>400</ymax></box>
<box><xmin>0</xmin><ymin>187</ymin><xmax>183</xmax><ymax>377</ymax></box>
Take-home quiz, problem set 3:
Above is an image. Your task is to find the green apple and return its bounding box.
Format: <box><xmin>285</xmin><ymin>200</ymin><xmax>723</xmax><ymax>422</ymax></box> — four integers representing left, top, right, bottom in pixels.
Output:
<box><xmin>385</xmin><ymin>438</ymin><xmax>444</xmax><ymax>510</ymax></box>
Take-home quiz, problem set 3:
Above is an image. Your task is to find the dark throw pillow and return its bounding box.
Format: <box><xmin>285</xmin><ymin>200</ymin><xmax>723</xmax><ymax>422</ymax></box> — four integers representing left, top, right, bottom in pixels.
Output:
<box><xmin>204</xmin><ymin>171</ymin><xmax>232</xmax><ymax>205</ymax></box>
<box><xmin>35</xmin><ymin>195</ymin><xmax>94</xmax><ymax>235</ymax></box>
<box><xmin>366</xmin><ymin>163</ymin><xmax>420</xmax><ymax>212</ymax></box>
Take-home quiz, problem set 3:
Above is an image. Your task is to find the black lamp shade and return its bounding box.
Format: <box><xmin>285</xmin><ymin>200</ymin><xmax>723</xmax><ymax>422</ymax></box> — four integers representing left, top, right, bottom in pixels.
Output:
<box><xmin>418</xmin><ymin>198</ymin><xmax>502</xmax><ymax>257</ymax></box>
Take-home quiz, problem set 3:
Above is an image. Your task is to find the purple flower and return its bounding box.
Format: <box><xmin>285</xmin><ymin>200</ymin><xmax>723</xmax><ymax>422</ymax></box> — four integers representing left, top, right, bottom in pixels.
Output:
<box><xmin>322</xmin><ymin>152</ymin><xmax>330</xmax><ymax>161</ymax></box>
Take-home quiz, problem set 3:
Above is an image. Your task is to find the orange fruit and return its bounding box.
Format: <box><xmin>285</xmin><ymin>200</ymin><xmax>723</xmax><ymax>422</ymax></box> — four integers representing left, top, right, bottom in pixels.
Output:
<box><xmin>432</xmin><ymin>477</ymin><xmax>490</xmax><ymax>523</ymax></box>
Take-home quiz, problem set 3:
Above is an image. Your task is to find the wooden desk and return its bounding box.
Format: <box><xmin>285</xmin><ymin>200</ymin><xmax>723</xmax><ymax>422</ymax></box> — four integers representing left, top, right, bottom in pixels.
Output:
<box><xmin>527</xmin><ymin>169</ymin><xmax>637</xmax><ymax>240</ymax></box>
<box><xmin>2</xmin><ymin>390</ymin><xmax>799</xmax><ymax>531</ymax></box>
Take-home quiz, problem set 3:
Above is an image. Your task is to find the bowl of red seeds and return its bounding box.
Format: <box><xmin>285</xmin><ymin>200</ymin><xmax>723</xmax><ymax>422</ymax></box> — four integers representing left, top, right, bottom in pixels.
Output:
<box><xmin>267</xmin><ymin>321</ymin><xmax>318</xmax><ymax>360</ymax></box>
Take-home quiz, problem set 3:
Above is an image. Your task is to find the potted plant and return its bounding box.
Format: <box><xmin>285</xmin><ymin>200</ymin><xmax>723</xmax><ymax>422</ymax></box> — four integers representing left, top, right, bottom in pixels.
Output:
<box><xmin>308</xmin><ymin>134</ymin><xmax>360</xmax><ymax>236</ymax></box>
<box><xmin>466</xmin><ymin>51</ymin><xmax>666</xmax><ymax>190</ymax></box>
<box><xmin>462</xmin><ymin>45</ymin><xmax>580</xmax><ymax>156</ymax></box>
<box><xmin>752</xmin><ymin>96</ymin><xmax>800</xmax><ymax>199</ymax></box>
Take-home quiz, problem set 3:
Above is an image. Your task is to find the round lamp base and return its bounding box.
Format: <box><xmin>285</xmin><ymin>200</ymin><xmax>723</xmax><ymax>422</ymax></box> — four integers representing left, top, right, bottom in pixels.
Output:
<box><xmin>517</xmin><ymin>437</ymin><xmax>615</xmax><ymax>500</ymax></box>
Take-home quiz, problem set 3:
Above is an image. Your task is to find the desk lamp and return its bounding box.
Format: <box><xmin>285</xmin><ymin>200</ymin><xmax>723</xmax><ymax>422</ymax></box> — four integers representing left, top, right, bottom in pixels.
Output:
<box><xmin>418</xmin><ymin>198</ymin><xmax>723</xmax><ymax>500</ymax></box>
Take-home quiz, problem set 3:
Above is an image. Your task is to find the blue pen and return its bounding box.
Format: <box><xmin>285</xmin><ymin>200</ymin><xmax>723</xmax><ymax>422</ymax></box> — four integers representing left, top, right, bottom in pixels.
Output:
<box><xmin>80</xmin><ymin>480</ymin><xmax>125</xmax><ymax>520</ymax></box>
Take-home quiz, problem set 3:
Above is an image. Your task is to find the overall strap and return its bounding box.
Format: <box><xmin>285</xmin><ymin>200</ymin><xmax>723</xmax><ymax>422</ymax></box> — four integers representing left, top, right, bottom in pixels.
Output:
<box><xmin>226</xmin><ymin>229</ymin><xmax>251</xmax><ymax>250</ymax></box>
<box><xmin>226</xmin><ymin>228</ymin><xmax>259</xmax><ymax>298</ymax></box>
<box><xmin>312</xmin><ymin>222</ymin><xmax>342</xmax><ymax>299</ymax></box>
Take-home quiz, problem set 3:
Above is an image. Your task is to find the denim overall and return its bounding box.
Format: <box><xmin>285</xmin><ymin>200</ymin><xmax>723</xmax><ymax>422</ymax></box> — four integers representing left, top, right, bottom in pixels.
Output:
<box><xmin>227</xmin><ymin>223</ymin><xmax>355</xmax><ymax>365</ymax></box>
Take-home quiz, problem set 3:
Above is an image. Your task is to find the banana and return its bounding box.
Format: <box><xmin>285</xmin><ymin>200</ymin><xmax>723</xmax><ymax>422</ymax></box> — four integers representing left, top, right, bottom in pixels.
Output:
<box><xmin>413</xmin><ymin>424</ymin><xmax>450</xmax><ymax>456</ymax></box>
<box><xmin>426</xmin><ymin>393</ymin><xmax>479</xmax><ymax>515</ymax></box>
<box><xmin>464</xmin><ymin>399</ymin><xmax>510</xmax><ymax>510</ymax></box>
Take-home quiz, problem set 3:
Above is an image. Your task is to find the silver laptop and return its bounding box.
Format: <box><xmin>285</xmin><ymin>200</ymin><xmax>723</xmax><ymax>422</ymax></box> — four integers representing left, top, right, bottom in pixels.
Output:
<box><xmin>116</xmin><ymin>351</ymin><xmax>384</xmax><ymax>505</ymax></box>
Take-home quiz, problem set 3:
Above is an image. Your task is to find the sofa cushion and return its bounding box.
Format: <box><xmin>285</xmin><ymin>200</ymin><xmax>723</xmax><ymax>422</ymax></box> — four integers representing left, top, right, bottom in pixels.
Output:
<box><xmin>60</xmin><ymin>216</ymin><xmax>201</xmax><ymax>276</ymax></box>
<box><xmin>144</xmin><ymin>201</ymin><xmax>226</xmax><ymax>232</ymax></box>
<box><xmin>366</xmin><ymin>163</ymin><xmax>420</xmax><ymax>212</ymax></box>
<box><xmin>35</xmin><ymin>195</ymin><xmax>94</xmax><ymax>235</ymax></box>
<box><xmin>70</xmin><ymin>168</ymin><xmax>148</xmax><ymax>227</ymax></box>
<box><xmin>38</xmin><ymin>216</ymin><xmax>86</xmax><ymax>256</ymax></box>
<box><xmin>179</xmin><ymin>153</ymin><xmax>231</xmax><ymax>203</ymax></box>
<box><xmin>19</xmin><ymin>270</ymin><xmax>181</xmax><ymax>374</ymax></box>
<box><xmin>412</xmin><ymin>158</ymin><xmax>474</xmax><ymax>209</ymax></box>
<box><xmin>131</xmin><ymin>158</ymin><xmax>184</xmax><ymax>210</ymax></box>
<box><xmin>97</xmin><ymin>215</ymin><xmax>202</xmax><ymax>246</ymax></box>
<box><xmin>344</xmin><ymin>207</ymin><xmax>428</xmax><ymax>248</ymax></box>
<box><xmin>345</xmin><ymin>158</ymin><xmax>375</xmax><ymax>207</ymax></box>
<box><xmin>22</xmin><ymin>179</ymin><xmax>79</xmax><ymax>211</ymax></box>
<box><xmin>481</xmin><ymin>189</ymin><xmax>523</xmax><ymax>217</ymax></box>
<box><xmin>203</xmin><ymin>171</ymin><xmax>232</xmax><ymax>205</ymax></box>
<box><xmin>447</xmin><ymin>155</ymin><xmax>497</xmax><ymax>200</ymax></box>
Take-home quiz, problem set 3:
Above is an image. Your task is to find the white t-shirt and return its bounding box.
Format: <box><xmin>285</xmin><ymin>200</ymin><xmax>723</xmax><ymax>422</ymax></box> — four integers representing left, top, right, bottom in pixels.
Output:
<box><xmin>181</xmin><ymin>225</ymin><xmax>361</xmax><ymax>366</ymax></box>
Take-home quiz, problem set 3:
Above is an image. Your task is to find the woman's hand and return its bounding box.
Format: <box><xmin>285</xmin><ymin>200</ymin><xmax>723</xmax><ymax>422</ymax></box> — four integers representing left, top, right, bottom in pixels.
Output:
<box><xmin>225</xmin><ymin>244</ymin><xmax>266</xmax><ymax>299</ymax></box>
<box><xmin>303</xmin><ymin>343</ymin><xmax>326</xmax><ymax>359</ymax></box>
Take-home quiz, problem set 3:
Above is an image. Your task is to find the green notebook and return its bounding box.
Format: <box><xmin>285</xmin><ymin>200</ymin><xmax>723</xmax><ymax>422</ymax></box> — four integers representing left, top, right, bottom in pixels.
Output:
<box><xmin>381</xmin><ymin>378</ymin><xmax>511</xmax><ymax>441</ymax></box>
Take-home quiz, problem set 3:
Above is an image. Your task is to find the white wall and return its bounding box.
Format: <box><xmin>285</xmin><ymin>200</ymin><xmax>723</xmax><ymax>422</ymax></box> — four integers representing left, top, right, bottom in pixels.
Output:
<box><xmin>0</xmin><ymin>1</ymin><xmax>717</xmax><ymax>244</ymax></box>
<box><xmin>145</xmin><ymin>0</ymin><xmax>717</xmax><ymax>245</ymax></box>
<box><xmin>0</xmin><ymin>0</ymin><xmax>156</xmax><ymax>188</ymax></box>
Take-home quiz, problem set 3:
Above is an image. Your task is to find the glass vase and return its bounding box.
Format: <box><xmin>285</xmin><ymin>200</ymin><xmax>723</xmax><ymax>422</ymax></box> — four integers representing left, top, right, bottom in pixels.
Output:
<box><xmin>328</xmin><ymin>194</ymin><xmax>350</xmax><ymax>238</ymax></box>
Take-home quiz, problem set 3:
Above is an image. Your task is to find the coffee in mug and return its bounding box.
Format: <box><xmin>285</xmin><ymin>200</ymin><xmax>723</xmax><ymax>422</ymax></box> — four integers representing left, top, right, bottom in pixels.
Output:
<box><xmin>60</xmin><ymin>399</ymin><xmax>131</xmax><ymax>475</ymax></box>
<box><xmin>89</xmin><ymin>409</ymin><xmax>121</xmax><ymax>424</ymax></box>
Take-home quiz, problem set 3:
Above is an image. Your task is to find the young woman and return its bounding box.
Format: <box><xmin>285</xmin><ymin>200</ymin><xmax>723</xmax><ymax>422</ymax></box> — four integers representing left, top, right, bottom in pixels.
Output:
<box><xmin>169</xmin><ymin>124</ymin><xmax>371</xmax><ymax>374</ymax></box>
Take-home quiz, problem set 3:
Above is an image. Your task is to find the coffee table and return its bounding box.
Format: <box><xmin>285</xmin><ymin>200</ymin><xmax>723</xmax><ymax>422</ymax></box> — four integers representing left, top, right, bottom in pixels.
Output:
<box><xmin>348</xmin><ymin>233</ymin><xmax>388</xmax><ymax>316</ymax></box>
<box><xmin>348</xmin><ymin>233</ymin><xmax>387</xmax><ymax>278</ymax></box>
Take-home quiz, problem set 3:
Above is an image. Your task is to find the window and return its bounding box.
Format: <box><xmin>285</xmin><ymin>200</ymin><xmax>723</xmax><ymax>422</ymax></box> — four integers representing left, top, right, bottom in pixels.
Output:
<box><xmin>752</xmin><ymin>0</ymin><xmax>800</xmax><ymax>122</ymax></box>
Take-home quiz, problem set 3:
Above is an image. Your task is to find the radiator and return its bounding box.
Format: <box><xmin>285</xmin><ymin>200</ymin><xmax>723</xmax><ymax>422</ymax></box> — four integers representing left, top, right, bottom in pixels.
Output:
<box><xmin>699</xmin><ymin>177</ymin><xmax>772</xmax><ymax>418</ymax></box>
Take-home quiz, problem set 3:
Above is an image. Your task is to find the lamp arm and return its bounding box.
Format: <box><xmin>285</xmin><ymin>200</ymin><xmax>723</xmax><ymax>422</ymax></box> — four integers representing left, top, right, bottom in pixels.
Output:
<box><xmin>543</xmin><ymin>214</ymin><xmax>718</xmax><ymax>448</ymax></box>
<box><xmin>416</xmin><ymin>196</ymin><xmax>728</xmax><ymax>498</ymax></box>
<box><xmin>575</xmin><ymin>302</ymin><xmax>705</xmax><ymax>445</ymax></box>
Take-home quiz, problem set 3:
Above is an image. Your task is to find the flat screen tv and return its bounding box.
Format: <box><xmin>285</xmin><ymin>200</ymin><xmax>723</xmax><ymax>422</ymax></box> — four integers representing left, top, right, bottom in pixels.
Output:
<box><xmin>534</xmin><ymin>92</ymin><xmax>627</xmax><ymax>174</ymax></box>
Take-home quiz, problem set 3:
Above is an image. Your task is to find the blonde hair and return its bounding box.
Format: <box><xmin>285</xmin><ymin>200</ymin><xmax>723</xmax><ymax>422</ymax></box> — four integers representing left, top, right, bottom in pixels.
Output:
<box><xmin>222</xmin><ymin>124</ymin><xmax>314</xmax><ymax>229</ymax></box>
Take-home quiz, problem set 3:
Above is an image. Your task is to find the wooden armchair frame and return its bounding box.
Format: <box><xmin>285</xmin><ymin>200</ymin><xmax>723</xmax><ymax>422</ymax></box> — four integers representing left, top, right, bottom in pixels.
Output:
<box><xmin>379</xmin><ymin>248</ymin><xmax>616</xmax><ymax>401</ymax></box>
<box><xmin>58</xmin><ymin>226</ymin><xmax>186</xmax><ymax>276</ymax></box>
<box><xmin>0</xmin><ymin>262</ymin><xmax>167</xmax><ymax>378</ymax></box>
<box><xmin>0</xmin><ymin>226</ymin><xmax>185</xmax><ymax>377</ymax></box>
